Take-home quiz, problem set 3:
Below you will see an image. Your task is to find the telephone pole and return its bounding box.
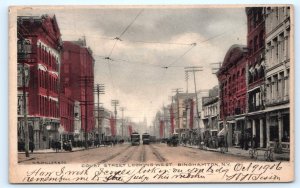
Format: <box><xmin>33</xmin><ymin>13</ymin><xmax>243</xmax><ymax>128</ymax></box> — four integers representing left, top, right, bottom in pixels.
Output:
<box><xmin>94</xmin><ymin>84</ymin><xmax>105</xmax><ymax>144</ymax></box>
<box><xmin>172</xmin><ymin>88</ymin><xmax>183</xmax><ymax>137</ymax></box>
<box><xmin>79</xmin><ymin>76</ymin><xmax>94</xmax><ymax>149</ymax></box>
<box><xmin>18</xmin><ymin>37</ymin><xmax>30</xmax><ymax>157</ymax></box>
<box><xmin>185</xmin><ymin>71</ymin><xmax>189</xmax><ymax>93</ymax></box>
<box><xmin>111</xmin><ymin>100</ymin><xmax>119</xmax><ymax>138</ymax></box>
<box><xmin>185</xmin><ymin>66</ymin><xmax>203</xmax><ymax>145</ymax></box>
<box><xmin>120</xmin><ymin>107</ymin><xmax>126</xmax><ymax>139</ymax></box>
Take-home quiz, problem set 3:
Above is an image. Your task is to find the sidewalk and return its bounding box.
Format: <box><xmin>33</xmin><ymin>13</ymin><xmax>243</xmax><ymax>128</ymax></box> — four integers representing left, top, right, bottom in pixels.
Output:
<box><xmin>18</xmin><ymin>145</ymin><xmax>109</xmax><ymax>154</ymax></box>
<box><xmin>183</xmin><ymin>144</ymin><xmax>290</xmax><ymax>161</ymax></box>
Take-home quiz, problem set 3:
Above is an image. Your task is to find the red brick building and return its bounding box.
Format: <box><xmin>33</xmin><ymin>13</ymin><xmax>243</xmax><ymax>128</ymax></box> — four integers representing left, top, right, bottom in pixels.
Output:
<box><xmin>245</xmin><ymin>7</ymin><xmax>266</xmax><ymax>148</ymax></box>
<box><xmin>17</xmin><ymin>15</ymin><xmax>62</xmax><ymax>149</ymax></box>
<box><xmin>217</xmin><ymin>44</ymin><xmax>248</xmax><ymax>147</ymax></box>
<box><xmin>61</xmin><ymin>39</ymin><xmax>95</xmax><ymax>140</ymax></box>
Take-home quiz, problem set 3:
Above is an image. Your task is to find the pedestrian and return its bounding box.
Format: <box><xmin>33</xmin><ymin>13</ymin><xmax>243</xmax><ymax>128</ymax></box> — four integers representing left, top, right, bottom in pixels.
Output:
<box><xmin>68</xmin><ymin>140</ymin><xmax>73</xmax><ymax>152</ymax></box>
<box><xmin>29</xmin><ymin>141</ymin><xmax>35</xmax><ymax>153</ymax></box>
<box><xmin>55</xmin><ymin>141</ymin><xmax>60</xmax><ymax>152</ymax></box>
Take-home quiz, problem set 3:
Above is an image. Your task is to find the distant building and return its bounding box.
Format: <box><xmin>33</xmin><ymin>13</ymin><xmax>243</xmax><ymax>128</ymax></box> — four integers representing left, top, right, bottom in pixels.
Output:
<box><xmin>17</xmin><ymin>15</ymin><xmax>62</xmax><ymax>149</ymax></box>
<box><xmin>172</xmin><ymin>93</ymin><xmax>198</xmax><ymax>139</ymax></box>
<box><xmin>264</xmin><ymin>7</ymin><xmax>291</xmax><ymax>150</ymax></box>
<box><xmin>94</xmin><ymin>107</ymin><xmax>111</xmax><ymax>141</ymax></box>
<box><xmin>202</xmin><ymin>86</ymin><xmax>219</xmax><ymax>138</ymax></box>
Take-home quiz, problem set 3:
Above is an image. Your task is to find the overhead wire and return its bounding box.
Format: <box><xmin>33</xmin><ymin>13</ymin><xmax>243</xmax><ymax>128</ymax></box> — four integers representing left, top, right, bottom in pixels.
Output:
<box><xmin>108</xmin><ymin>9</ymin><xmax>144</xmax><ymax>58</ymax></box>
<box><xmin>118</xmin><ymin>9</ymin><xmax>144</xmax><ymax>39</ymax></box>
<box><xmin>104</xmin><ymin>9</ymin><xmax>144</xmax><ymax>100</ymax></box>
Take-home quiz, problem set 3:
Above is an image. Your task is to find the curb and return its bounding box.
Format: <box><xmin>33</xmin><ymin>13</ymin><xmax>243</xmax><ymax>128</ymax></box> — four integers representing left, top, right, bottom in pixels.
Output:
<box><xmin>182</xmin><ymin>145</ymin><xmax>290</xmax><ymax>161</ymax></box>
<box><xmin>17</xmin><ymin>144</ymin><xmax>124</xmax><ymax>154</ymax></box>
<box><xmin>18</xmin><ymin>157</ymin><xmax>36</xmax><ymax>163</ymax></box>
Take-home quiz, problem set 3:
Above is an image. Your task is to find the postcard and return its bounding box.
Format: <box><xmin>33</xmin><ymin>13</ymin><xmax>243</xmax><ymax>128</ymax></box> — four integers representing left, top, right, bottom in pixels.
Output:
<box><xmin>9</xmin><ymin>5</ymin><xmax>294</xmax><ymax>183</ymax></box>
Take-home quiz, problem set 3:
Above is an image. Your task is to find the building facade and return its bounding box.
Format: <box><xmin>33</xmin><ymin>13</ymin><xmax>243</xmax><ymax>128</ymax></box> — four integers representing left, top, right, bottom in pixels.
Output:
<box><xmin>245</xmin><ymin>7</ymin><xmax>267</xmax><ymax>148</ymax></box>
<box><xmin>217</xmin><ymin>44</ymin><xmax>248</xmax><ymax>147</ymax></box>
<box><xmin>61</xmin><ymin>39</ymin><xmax>95</xmax><ymax>140</ymax></box>
<box><xmin>17</xmin><ymin>15</ymin><xmax>62</xmax><ymax>149</ymax></box>
<box><xmin>264</xmin><ymin>7</ymin><xmax>291</xmax><ymax>151</ymax></box>
<box><xmin>202</xmin><ymin>86</ymin><xmax>219</xmax><ymax>138</ymax></box>
<box><xmin>173</xmin><ymin>93</ymin><xmax>197</xmax><ymax>140</ymax></box>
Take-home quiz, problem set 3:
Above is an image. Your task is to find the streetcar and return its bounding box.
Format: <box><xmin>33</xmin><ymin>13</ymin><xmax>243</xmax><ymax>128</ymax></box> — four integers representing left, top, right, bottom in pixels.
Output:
<box><xmin>130</xmin><ymin>132</ymin><xmax>140</xmax><ymax>146</ymax></box>
<box><xmin>142</xmin><ymin>133</ymin><xmax>150</xmax><ymax>145</ymax></box>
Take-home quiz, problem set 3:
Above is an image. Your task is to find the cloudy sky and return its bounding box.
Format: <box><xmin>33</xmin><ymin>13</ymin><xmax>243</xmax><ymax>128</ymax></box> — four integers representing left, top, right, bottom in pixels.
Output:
<box><xmin>18</xmin><ymin>6</ymin><xmax>247</xmax><ymax>126</ymax></box>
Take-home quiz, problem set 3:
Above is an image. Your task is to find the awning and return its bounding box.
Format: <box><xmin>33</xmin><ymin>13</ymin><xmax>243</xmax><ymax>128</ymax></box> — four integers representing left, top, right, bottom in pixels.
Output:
<box><xmin>217</xmin><ymin>128</ymin><xmax>227</xmax><ymax>136</ymax></box>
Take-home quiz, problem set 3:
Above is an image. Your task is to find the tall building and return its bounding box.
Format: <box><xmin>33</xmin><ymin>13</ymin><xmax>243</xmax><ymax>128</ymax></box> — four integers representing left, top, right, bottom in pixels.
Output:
<box><xmin>245</xmin><ymin>7</ymin><xmax>267</xmax><ymax>148</ymax></box>
<box><xmin>217</xmin><ymin>44</ymin><xmax>248</xmax><ymax>147</ymax></box>
<box><xmin>264</xmin><ymin>7</ymin><xmax>291</xmax><ymax>150</ymax></box>
<box><xmin>61</xmin><ymin>38</ymin><xmax>95</xmax><ymax>140</ymax></box>
<box><xmin>173</xmin><ymin>93</ymin><xmax>197</xmax><ymax>139</ymax></box>
<box><xmin>17</xmin><ymin>15</ymin><xmax>62</xmax><ymax>149</ymax></box>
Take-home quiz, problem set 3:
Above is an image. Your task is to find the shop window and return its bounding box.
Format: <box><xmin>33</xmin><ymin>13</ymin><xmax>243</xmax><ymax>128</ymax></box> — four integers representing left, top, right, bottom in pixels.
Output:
<box><xmin>282</xmin><ymin>114</ymin><xmax>290</xmax><ymax>142</ymax></box>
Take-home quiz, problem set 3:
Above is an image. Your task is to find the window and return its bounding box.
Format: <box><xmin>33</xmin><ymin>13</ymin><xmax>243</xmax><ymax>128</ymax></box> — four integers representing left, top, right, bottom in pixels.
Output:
<box><xmin>267</xmin><ymin>42</ymin><xmax>272</xmax><ymax>65</ymax></box>
<box><xmin>280</xmin><ymin>72</ymin><xmax>284</xmax><ymax>100</ymax></box>
<box><xmin>279</xmin><ymin>33</ymin><xmax>284</xmax><ymax>63</ymax></box>
<box><xmin>274</xmin><ymin>75</ymin><xmax>278</xmax><ymax>100</ymax></box>
<box><xmin>274</xmin><ymin>37</ymin><xmax>279</xmax><ymax>64</ymax></box>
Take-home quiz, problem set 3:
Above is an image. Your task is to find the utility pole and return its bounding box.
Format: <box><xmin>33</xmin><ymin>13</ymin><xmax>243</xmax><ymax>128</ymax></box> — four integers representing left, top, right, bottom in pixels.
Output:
<box><xmin>120</xmin><ymin>107</ymin><xmax>126</xmax><ymax>139</ymax></box>
<box><xmin>185</xmin><ymin>66</ymin><xmax>203</xmax><ymax>146</ymax></box>
<box><xmin>94</xmin><ymin>84</ymin><xmax>105</xmax><ymax>144</ymax></box>
<box><xmin>185</xmin><ymin>71</ymin><xmax>189</xmax><ymax>93</ymax></box>
<box><xmin>111</xmin><ymin>100</ymin><xmax>119</xmax><ymax>139</ymax></box>
<box><xmin>172</xmin><ymin>88</ymin><xmax>183</xmax><ymax>138</ymax></box>
<box><xmin>79</xmin><ymin>76</ymin><xmax>94</xmax><ymax>149</ymax></box>
<box><xmin>18</xmin><ymin>38</ymin><xmax>30</xmax><ymax>157</ymax></box>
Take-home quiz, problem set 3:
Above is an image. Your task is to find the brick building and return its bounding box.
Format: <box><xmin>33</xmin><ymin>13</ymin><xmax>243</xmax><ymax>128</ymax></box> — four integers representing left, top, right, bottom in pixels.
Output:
<box><xmin>17</xmin><ymin>15</ymin><xmax>62</xmax><ymax>149</ymax></box>
<box><xmin>217</xmin><ymin>44</ymin><xmax>248</xmax><ymax>147</ymax></box>
<box><xmin>245</xmin><ymin>7</ymin><xmax>267</xmax><ymax>148</ymax></box>
<box><xmin>61</xmin><ymin>39</ymin><xmax>95</xmax><ymax>140</ymax></box>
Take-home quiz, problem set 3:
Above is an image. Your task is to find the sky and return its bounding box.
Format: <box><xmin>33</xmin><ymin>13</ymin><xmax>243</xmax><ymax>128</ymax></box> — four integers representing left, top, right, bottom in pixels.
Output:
<box><xmin>17</xmin><ymin>6</ymin><xmax>247</xmax><ymax>125</ymax></box>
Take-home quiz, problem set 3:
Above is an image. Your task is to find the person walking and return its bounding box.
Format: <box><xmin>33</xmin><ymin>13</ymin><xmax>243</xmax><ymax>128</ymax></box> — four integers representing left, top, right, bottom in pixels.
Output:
<box><xmin>29</xmin><ymin>141</ymin><xmax>35</xmax><ymax>153</ymax></box>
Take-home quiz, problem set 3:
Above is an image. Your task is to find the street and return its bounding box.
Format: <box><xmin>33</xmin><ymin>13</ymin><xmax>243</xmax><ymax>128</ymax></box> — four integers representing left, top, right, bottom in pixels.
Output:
<box><xmin>18</xmin><ymin>143</ymin><xmax>251</xmax><ymax>164</ymax></box>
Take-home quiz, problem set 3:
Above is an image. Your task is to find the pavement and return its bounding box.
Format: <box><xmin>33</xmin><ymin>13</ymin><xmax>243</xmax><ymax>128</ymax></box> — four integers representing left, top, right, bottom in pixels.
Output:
<box><xmin>18</xmin><ymin>143</ymin><xmax>290</xmax><ymax>163</ymax></box>
<box><xmin>18</xmin><ymin>144</ymin><xmax>115</xmax><ymax>155</ymax></box>
<box><xmin>17</xmin><ymin>145</ymin><xmax>115</xmax><ymax>163</ymax></box>
<box><xmin>182</xmin><ymin>144</ymin><xmax>290</xmax><ymax>161</ymax></box>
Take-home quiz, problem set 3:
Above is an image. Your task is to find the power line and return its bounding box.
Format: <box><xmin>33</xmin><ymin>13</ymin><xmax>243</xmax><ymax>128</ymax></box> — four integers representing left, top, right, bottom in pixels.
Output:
<box><xmin>108</xmin><ymin>39</ymin><xmax>118</xmax><ymax>57</ymax></box>
<box><xmin>118</xmin><ymin>9</ymin><xmax>144</xmax><ymax>38</ymax></box>
<box><xmin>94</xmin><ymin>55</ymin><xmax>162</xmax><ymax>68</ymax></box>
<box><xmin>122</xmin><ymin>39</ymin><xmax>194</xmax><ymax>46</ymax></box>
<box><xmin>166</xmin><ymin>43</ymin><xmax>196</xmax><ymax>68</ymax></box>
<box><xmin>108</xmin><ymin>9</ymin><xmax>144</xmax><ymax>58</ymax></box>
